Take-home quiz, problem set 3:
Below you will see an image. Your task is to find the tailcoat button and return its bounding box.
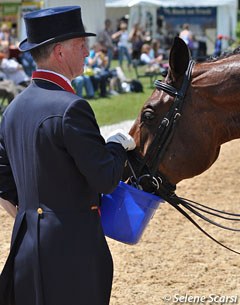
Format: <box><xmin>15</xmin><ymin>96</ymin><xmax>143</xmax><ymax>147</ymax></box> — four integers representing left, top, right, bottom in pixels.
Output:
<box><xmin>37</xmin><ymin>208</ymin><xmax>43</xmax><ymax>215</ymax></box>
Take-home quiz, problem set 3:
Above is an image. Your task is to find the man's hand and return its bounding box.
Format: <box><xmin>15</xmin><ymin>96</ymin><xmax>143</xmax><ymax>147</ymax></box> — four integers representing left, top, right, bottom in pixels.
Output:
<box><xmin>106</xmin><ymin>129</ymin><xmax>136</xmax><ymax>151</ymax></box>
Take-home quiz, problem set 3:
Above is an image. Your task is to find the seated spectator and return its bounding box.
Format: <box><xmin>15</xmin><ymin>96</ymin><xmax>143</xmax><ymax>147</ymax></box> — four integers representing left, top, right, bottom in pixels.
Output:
<box><xmin>150</xmin><ymin>39</ymin><xmax>166</xmax><ymax>60</ymax></box>
<box><xmin>140</xmin><ymin>43</ymin><xmax>163</xmax><ymax>73</ymax></box>
<box><xmin>86</xmin><ymin>42</ymin><xmax>121</xmax><ymax>97</ymax></box>
<box><xmin>0</xmin><ymin>48</ymin><xmax>30</xmax><ymax>86</ymax></box>
<box><xmin>19</xmin><ymin>51</ymin><xmax>36</xmax><ymax>77</ymax></box>
<box><xmin>0</xmin><ymin>51</ymin><xmax>25</xmax><ymax>99</ymax></box>
<box><xmin>0</xmin><ymin>24</ymin><xmax>20</xmax><ymax>60</ymax></box>
<box><xmin>0</xmin><ymin>23</ymin><xmax>11</xmax><ymax>49</ymax></box>
<box><xmin>72</xmin><ymin>73</ymin><xmax>95</xmax><ymax>99</ymax></box>
<box><xmin>86</xmin><ymin>42</ymin><xmax>109</xmax><ymax>97</ymax></box>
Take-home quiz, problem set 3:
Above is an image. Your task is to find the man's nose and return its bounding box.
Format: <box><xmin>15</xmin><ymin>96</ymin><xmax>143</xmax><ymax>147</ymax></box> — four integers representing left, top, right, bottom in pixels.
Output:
<box><xmin>83</xmin><ymin>46</ymin><xmax>89</xmax><ymax>57</ymax></box>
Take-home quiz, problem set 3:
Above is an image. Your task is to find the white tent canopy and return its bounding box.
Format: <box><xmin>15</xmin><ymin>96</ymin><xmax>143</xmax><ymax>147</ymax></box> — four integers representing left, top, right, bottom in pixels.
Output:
<box><xmin>106</xmin><ymin>0</ymin><xmax>237</xmax><ymax>8</ymax></box>
<box><xmin>106</xmin><ymin>0</ymin><xmax>238</xmax><ymax>55</ymax></box>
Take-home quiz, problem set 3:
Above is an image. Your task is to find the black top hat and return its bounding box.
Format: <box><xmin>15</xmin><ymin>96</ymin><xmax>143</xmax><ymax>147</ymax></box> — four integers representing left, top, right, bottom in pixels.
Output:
<box><xmin>19</xmin><ymin>6</ymin><xmax>96</xmax><ymax>52</ymax></box>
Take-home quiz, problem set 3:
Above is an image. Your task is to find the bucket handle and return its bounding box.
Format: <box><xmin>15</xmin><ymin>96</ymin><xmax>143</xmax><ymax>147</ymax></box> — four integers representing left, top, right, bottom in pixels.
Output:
<box><xmin>127</xmin><ymin>159</ymin><xmax>143</xmax><ymax>190</ymax></box>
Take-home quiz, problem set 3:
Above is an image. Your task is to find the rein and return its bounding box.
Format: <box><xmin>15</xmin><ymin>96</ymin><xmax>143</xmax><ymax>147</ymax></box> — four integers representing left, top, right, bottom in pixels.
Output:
<box><xmin>127</xmin><ymin>59</ymin><xmax>240</xmax><ymax>254</ymax></box>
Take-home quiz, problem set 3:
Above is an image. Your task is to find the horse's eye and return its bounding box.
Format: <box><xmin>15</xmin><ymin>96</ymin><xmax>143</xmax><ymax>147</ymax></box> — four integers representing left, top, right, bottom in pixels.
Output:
<box><xmin>142</xmin><ymin>110</ymin><xmax>155</xmax><ymax>122</ymax></box>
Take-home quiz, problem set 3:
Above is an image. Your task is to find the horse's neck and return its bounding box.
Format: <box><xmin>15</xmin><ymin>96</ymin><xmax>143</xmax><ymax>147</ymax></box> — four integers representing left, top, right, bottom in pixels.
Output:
<box><xmin>192</xmin><ymin>58</ymin><xmax>240</xmax><ymax>144</ymax></box>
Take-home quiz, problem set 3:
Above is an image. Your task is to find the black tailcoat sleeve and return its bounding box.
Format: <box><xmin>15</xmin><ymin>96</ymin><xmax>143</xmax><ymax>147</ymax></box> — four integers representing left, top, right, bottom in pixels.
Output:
<box><xmin>0</xmin><ymin>125</ymin><xmax>18</xmax><ymax>205</ymax></box>
<box><xmin>63</xmin><ymin>99</ymin><xmax>127</xmax><ymax>194</ymax></box>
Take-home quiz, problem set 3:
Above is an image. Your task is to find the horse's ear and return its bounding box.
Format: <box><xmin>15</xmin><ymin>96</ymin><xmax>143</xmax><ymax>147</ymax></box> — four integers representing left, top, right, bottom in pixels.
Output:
<box><xmin>169</xmin><ymin>37</ymin><xmax>191</xmax><ymax>78</ymax></box>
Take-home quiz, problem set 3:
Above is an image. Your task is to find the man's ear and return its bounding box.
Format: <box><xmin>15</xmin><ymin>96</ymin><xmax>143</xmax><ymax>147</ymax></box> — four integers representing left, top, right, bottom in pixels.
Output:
<box><xmin>52</xmin><ymin>43</ymin><xmax>63</xmax><ymax>61</ymax></box>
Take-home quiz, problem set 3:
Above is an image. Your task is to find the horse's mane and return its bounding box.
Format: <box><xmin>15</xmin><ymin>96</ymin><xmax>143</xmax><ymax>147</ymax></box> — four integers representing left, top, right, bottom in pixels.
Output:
<box><xmin>203</xmin><ymin>45</ymin><xmax>240</xmax><ymax>63</ymax></box>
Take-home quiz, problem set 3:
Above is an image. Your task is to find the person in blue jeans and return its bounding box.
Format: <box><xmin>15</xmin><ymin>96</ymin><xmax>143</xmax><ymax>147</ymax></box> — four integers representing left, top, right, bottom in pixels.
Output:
<box><xmin>72</xmin><ymin>74</ymin><xmax>95</xmax><ymax>98</ymax></box>
<box><xmin>214</xmin><ymin>34</ymin><xmax>223</xmax><ymax>57</ymax></box>
<box><xmin>112</xmin><ymin>21</ymin><xmax>131</xmax><ymax>70</ymax></box>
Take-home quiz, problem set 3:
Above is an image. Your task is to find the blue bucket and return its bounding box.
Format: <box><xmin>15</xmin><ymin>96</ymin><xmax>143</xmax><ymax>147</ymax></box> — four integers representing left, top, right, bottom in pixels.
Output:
<box><xmin>101</xmin><ymin>181</ymin><xmax>164</xmax><ymax>244</ymax></box>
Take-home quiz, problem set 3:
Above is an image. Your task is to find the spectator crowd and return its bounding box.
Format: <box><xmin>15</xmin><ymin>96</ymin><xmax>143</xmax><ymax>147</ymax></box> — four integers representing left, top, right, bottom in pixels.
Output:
<box><xmin>1</xmin><ymin>18</ymin><xmax>226</xmax><ymax>101</ymax></box>
<box><xmin>0</xmin><ymin>18</ymin><xmax>168</xmax><ymax>100</ymax></box>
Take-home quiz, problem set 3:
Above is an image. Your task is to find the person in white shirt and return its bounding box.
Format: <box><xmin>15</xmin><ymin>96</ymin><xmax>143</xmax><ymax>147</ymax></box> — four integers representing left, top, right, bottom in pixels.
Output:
<box><xmin>140</xmin><ymin>43</ymin><xmax>163</xmax><ymax>73</ymax></box>
<box><xmin>0</xmin><ymin>50</ymin><xmax>30</xmax><ymax>86</ymax></box>
<box><xmin>179</xmin><ymin>23</ymin><xmax>193</xmax><ymax>52</ymax></box>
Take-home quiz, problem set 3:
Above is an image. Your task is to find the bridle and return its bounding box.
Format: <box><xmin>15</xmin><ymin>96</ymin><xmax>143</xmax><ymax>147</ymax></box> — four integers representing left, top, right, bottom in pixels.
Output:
<box><xmin>127</xmin><ymin>59</ymin><xmax>240</xmax><ymax>254</ymax></box>
<box><xmin>128</xmin><ymin>60</ymin><xmax>195</xmax><ymax>197</ymax></box>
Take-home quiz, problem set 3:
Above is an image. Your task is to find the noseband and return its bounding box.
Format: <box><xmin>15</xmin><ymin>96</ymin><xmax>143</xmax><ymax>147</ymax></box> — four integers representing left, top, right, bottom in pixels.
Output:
<box><xmin>127</xmin><ymin>59</ymin><xmax>240</xmax><ymax>255</ymax></box>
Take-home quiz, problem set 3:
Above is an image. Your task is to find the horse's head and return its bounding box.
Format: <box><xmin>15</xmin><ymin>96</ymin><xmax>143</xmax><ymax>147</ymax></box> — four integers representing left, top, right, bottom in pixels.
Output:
<box><xmin>125</xmin><ymin>37</ymin><xmax>222</xmax><ymax>196</ymax></box>
<box><xmin>122</xmin><ymin>40</ymin><xmax>240</xmax><ymax>253</ymax></box>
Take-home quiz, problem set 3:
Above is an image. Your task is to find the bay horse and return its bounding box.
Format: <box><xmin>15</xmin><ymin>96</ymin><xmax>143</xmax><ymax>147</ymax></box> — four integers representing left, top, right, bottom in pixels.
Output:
<box><xmin>125</xmin><ymin>37</ymin><xmax>240</xmax><ymax>253</ymax></box>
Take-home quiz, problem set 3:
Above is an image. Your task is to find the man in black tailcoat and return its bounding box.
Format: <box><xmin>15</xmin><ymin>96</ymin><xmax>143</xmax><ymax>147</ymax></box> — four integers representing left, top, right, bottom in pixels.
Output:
<box><xmin>0</xmin><ymin>6</ymin><xmax>135</xmax><ymax>305</ymax></box>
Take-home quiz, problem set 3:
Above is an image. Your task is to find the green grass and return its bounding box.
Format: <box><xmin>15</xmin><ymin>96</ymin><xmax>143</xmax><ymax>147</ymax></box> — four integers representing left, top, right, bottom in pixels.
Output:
<box><xmin>89</xmin><ymin>60</ymin><xmax>158</xmax><ymax>126</ymax></box>
<box><xmin>0</xmin><ymin>60</ymin><xmax>159</xmax><ymax>125</ymax></box>
<box><xmin>0</xmin><ymin>97</ymin><xmax>9</xmax><ymax>118</ymax></box>
<box><xmin>89</xmin><ymin>92</ymin><xmax>146</xmax><ymax>126</ymax></box>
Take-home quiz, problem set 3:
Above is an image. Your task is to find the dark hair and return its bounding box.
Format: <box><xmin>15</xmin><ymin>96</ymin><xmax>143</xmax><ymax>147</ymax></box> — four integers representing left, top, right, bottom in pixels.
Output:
<box><xmin>182</xmin><ymin>23</ymin><xmax>190</xmax><ymax>30</ymax></box>
<box><xmin>105</xmin><ymin>19</ymin><xmax>111</xmax><ymax>25</ymax></box>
